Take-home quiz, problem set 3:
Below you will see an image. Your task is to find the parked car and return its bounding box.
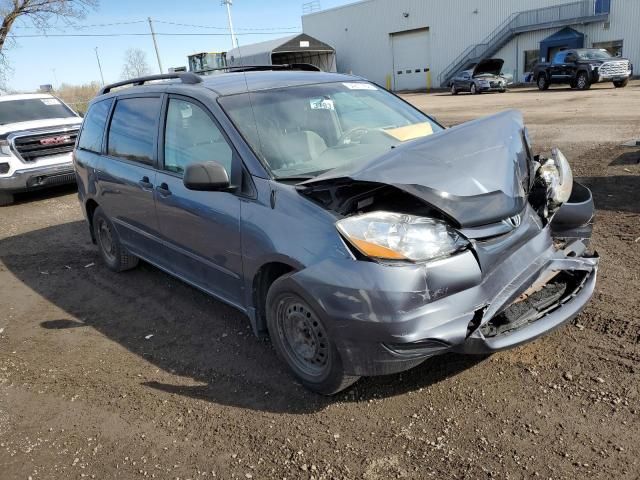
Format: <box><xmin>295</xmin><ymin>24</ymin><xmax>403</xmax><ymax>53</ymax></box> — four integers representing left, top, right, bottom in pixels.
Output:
<box><xmin>533</xmin><ymin>48</ymin><xmax>632</xmax><ymax>91</ymax></box>
<box><xmin>74</xmin><ymin>71</ymin><xmax>599</xmax><ymax>395</ymax></box>
<box><xmin>450</xmin><ymin>59</ymin><xmax>511</xmax><ymax>95</ymax></box>
<box><xmin>0</xmin><ymin>93</ymin><xmax>82</xmax><ymax>206</ymax></box>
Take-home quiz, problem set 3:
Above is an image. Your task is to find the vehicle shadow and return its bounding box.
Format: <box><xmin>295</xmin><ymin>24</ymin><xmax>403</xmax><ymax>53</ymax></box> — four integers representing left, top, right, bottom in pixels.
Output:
<box><xmin>1</xmin><ymin>221</ymin><xmax>484</xmax><ymax>414</ymax></box>
<box><xmin>609</xmin><ymin>150</ymin><xmax>640</xmax><ymax>166</ymax></box>
<box><xmin>578</xmin><ymin>174</ymin><xmax>640</xmax><ymax>214</ymax></box>
<box><xmin>11</xmin><ymin>183</ymin><xmax>78</xmax><ymax>205</ymax></box>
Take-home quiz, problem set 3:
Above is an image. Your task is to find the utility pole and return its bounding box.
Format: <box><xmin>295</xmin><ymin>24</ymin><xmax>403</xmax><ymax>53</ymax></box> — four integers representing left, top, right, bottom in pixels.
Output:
<box><xmin>94</xmin><ymin>47</ymin><xmax>105</xmax><ymax>86</ymax></box>
<box><xmin>51</xmin><ymin>68</ymin><xmax>58</xmax><ymax>89</ymax></box>
<box><xmin>221</xmin><ymin>0</ymin><xmax>237</xmax><ymax>49</ymax></box>
<box><xmin>147</xmin><ymin>17</ymin><xmax>164</xmax><ymax>73</ymax></box>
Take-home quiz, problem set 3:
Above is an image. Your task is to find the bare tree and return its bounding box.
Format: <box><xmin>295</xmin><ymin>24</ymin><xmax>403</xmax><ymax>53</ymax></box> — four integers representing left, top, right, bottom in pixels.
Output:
<box><xmin>0</xmin><ymin>1</ymin><xmax>97</xmax><ymax>60</ymax></box>
<box><xmin>121</xmin><ymin>48</ymin><xmax>151</xmax><ymax>80</ymax></box>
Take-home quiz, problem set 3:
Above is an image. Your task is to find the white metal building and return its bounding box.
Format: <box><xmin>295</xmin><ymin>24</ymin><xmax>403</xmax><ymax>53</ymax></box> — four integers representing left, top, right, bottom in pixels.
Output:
<box><xmin>302</xmin><ymin>0</ymin><xmax>639</xmax><ymax>90</ymax></box>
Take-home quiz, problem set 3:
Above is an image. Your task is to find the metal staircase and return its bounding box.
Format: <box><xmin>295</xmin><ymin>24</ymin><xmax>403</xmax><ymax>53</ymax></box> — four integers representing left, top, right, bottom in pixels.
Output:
<box><xmin>438</xmin><ymin>0</ymin><xmax>610</xmax><ymax>87</ymax></box>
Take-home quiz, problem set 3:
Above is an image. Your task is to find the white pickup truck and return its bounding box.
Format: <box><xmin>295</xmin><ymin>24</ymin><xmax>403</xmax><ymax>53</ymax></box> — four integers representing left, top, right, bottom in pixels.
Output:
<box><xmin>0</xmin><ymin>93</ymin><xmax>83</xmax><ymax>206</ymax></box>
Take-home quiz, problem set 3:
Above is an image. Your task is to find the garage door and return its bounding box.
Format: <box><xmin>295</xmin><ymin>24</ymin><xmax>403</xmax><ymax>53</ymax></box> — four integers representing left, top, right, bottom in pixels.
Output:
<box><xmin>392</xmin><ymin>28</ymin><xmax>430</xmax><ymax>91</ymax></box>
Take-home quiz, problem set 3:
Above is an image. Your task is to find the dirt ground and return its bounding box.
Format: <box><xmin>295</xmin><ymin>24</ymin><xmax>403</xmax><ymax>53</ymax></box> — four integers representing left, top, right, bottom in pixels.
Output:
<box><xmin>1</xmin><ymin>81</ymin><xmax>639</xmax><ymax>480</ymax></box>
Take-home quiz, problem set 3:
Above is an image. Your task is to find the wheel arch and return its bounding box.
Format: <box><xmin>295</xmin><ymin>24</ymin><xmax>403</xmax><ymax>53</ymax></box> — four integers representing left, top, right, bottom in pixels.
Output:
<box><xmin>85</xmin><ymin>198</ymin><xmax>99</xmax><ymax>243</ymax></box>
<box><xmin>251</xmin><ymin>260</ymin><xmax>299</xmax><ymax>336</ymax></box>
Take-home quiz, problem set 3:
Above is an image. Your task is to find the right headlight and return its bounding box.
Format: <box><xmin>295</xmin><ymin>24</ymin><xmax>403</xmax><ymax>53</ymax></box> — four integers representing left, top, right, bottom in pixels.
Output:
<box><xmin>336</xmin><ymin>211</ymin><xmax>468</xmax><ymax>263</ymax></box>
<box><xmin>538</xmin><ymin>148</ymin><xmax>573</xmax><ymax>207</ymax></box>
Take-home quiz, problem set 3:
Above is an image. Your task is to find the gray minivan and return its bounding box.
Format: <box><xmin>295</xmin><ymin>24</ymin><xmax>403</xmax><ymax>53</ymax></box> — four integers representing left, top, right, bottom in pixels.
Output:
<box><xmin>74</xmin><ymin>70</ymin><xmax>598</xmax><ymax>394</ymax></box>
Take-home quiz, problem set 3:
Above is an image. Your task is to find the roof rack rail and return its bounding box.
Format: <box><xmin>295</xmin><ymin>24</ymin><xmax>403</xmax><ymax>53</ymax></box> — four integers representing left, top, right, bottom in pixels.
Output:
<box><xmin>98</xmin><ymin>72</ymin><xmax>203</xmax><ymax>95</ymax></box>
<box><xmin>196</xmin><ymin>63</ymin><xmax>321</xmax><ymax>74</ymax></box>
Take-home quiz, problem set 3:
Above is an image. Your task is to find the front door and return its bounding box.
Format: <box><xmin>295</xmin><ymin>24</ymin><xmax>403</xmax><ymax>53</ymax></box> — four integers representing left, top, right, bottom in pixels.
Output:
<box><xmin>97</xmin><ymin>95</ymin><xmax>162</xmax><ymax>259</ymax></box>
<box><xmin>154</xmin><ymin>96</ymin><xmax>243</xmax><ymax>308</ymax></box>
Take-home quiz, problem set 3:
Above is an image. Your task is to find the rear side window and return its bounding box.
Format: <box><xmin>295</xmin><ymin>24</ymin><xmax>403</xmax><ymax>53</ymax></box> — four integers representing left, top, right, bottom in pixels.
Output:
<box><xmin>107</xmin><ymin>97</ymin><xmax>160</xmax><ymax>165</ymax></box>
<box><xmin>552</xmin><ymin>51</ymin><xmax>567</xmax><ymax>64</ymax></box>
<box><xmin>77</xmin><ymin>99</ymin><xmax>113</xmax><ymax>153</ymax></box>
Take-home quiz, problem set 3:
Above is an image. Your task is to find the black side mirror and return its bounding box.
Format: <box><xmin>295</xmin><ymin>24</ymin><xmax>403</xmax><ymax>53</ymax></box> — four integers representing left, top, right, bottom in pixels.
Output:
<box><xmin>183</xmin><ymin>161</ymin><xmax>230</xmax><ymax>191</ymax></box>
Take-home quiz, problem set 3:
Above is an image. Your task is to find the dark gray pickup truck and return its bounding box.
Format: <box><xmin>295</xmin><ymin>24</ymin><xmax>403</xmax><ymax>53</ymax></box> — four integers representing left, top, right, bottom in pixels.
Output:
<box><xmin>533</xmin><ymin>48</ymin><xmax>632</xmax><ymax>91</ymax></box>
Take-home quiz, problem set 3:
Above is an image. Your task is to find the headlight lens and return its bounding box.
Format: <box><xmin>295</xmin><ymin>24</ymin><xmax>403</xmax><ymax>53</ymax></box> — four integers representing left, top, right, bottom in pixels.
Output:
<box><xmin>0</xmin><ymin>140</ymin><xmax>11</xmax><ymax>156</ymax></box>
<box><xmin>539</xmin><ymin>148</ymin><xmax>573</xmax><ymax>206</ymax></box>
<box><xmin>336</xmin><ymin>212</ymin><xmax>468</xmax><ymax>262</ymax></box>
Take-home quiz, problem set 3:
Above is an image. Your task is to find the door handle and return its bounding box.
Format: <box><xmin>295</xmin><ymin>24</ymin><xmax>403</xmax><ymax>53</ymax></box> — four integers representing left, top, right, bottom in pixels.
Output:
<box><xmin>156</xmin><ymin>182</ymin><xmax>172</xmax><ymax>197</ymax></box>
<box><xmin>138</xmin><ymin>176</ymin><xmax>153</xmax><ymax>189</ymax></box>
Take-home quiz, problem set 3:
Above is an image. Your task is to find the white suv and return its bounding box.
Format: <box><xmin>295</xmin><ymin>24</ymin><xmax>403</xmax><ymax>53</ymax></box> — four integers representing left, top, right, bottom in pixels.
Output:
<box><xmin>0</xmin><ymin>93</ymin><xmax>82</xmax><ymax>205</ymax></box>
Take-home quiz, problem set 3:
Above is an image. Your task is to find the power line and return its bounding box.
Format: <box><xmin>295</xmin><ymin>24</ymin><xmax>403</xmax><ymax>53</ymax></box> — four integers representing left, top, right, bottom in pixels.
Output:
<box><xmin>13</xmin><ymin>20</ymin><xmax>147</xmax><ymax>29</ymax></box>
<box><xmin>9</xmin><ymin>31</ymin><xmax>299</xmax><ymax>38</ymax></box>
<box><xmin>153</xmin><ymin>20</ymin><xmax>299</xmax><ymax>31</ymax></box>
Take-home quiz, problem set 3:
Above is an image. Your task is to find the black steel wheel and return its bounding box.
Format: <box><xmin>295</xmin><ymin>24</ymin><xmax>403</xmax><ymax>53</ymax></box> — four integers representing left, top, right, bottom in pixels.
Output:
<box><xmin>93</xmin><ymin>206</ymin><xmax>139</xmax><ymax>272</ymax></box>
<box><xmin>576</xmin><ymin>71</ymin><xmax>591</xmax><ymax>90</ymax></box>
<box><xmin>266</xmin><ymin>275</ymin><xmax>359</xmax><ymax>395</ymax></box>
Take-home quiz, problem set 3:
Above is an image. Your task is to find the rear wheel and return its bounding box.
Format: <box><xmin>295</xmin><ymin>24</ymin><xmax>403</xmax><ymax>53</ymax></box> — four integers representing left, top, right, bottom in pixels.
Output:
<box><xmin>0</xmin><ymin>191</ymin><xmax>14</xmax><ymax>206</ymax></box>
<box><xmin>266</xmin><ymin>276</ymin><xmax>359</xmax><ymax>395</ymax></box>
<box><xmin>450</xmin><ymin>84</ymin><xmax>458</xmax><ymax>95</ymax></box>
<box><xmin>576</xmin><ymin>71</ymin><xmax>591</xmax><ymax>90</ymax></box>
<box><xmin>93</xmin><ymin>206</ymin><xmax>139</xmax><ymax>272</ymax></box>
<box><xmin>613</xmin><ymin>78</ymin><xmax>629</xmax><ymax>88</ymax></box>
<box><xmin>537</xmin><ymin>73</ymin><xmax>550</xmax><ymax>91</ymax></box>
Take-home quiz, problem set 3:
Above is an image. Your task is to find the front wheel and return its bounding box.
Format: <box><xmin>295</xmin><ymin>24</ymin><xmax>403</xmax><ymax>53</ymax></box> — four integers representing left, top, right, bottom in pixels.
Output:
<box><xmin>613</xmin><ymin>78</ymin><xmax>629</xmax><ymax>88</ymax></box>
<box><xmin>266</xmin><ymin>276</ymin><xmax>359</xmax><ymax>395</ymax></box>
<box><xmin>93</xmin><ymin>206</ymin><xmax>139</xmax><ymax>272</ymax></box>
<box><xmin>450</xmin><ymin>84</ymin><xmax>458</xmax><ymax>95</ymax></box>
<box><xmin>537</xmin><ymin>73</ymin><xmax>550</xmax><ymax>91</ymax></box>
<box><xmin>576</xmin><ymin>71</ymin><xmax>591</xmax><ymax>90</ymax></box>
<box><xmin>0</xmin><ymin>191</ymin><xmax>14</xmax><ymax>207</ymax></box>
<box><xmin>470</xmin><ymin>83</ymin><xmax>479</xmax><ymax>94</ymax></box>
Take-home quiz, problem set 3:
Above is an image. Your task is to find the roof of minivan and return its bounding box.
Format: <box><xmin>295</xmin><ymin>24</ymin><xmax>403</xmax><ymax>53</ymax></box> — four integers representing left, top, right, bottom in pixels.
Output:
<box><xmin>199</xmin><ymin>70</ymin><xmax>359</xmax><ymax>96</ymax></box>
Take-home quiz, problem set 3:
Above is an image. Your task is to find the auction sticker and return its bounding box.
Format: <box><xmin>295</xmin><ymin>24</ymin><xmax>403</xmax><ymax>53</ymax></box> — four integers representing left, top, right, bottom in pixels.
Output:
<box><xmin>342</xmin><ymin>82</ymin><xmax>377</xmax><ymax>90</ymax></box>
<box><xmin>41</xmin><ymin>98</ymin><xmax>61</xmax><ymax>106</ymax></box>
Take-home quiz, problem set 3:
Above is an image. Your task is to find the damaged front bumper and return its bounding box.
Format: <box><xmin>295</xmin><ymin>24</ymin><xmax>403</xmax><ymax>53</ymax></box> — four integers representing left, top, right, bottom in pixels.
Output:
<box><xmin>288</xmin><ymin>212</ymin><xmax>598</xmax><ymax>377</ymax></box>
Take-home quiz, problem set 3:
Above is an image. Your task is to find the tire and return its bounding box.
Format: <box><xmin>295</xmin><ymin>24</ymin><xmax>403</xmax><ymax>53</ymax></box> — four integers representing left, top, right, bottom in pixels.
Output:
<box><xmin>570</xmin><ymin>80</ymin><xmax>577</xmax><ymax>89</ymax></box>
<box><xmin>0</xmin><ymin>191</ymin><xmax>14</xmax><ymax>206</ymax></box>
<box><xmin>537</xmin><ymin>73</ymin><xmax>550</xmax><ymax>91</ymax></box>
<box><xmin>613</xmin><ymin>78</ymin><xmax>629</xmax><ymax>88</ymax></box>
<box><xmin>576</xmin><ymin>71</ymin><xmax>591</xmax><ymax>90</ymax></box>
<box><xmin>266</xmin><ymin>275</ymin><xmax>359</xmax><ymax>395</ymax></box>
<box><xmin>92</xmin><ymin>206</ymin><xmax>139</xmax><ymax>272</ymax></box>
<box><xmin>450</xmin><ymin>84</ymin><xmax>458</xmax><ymax>95</ymax></box>
<box><xmin>499</xmin><ymin>89</ymin><xmax>506</xmax><ymax>93</ymax></box>
<box><xmin>470</xmin><ymin>83</ymin><xmax>479</xmax><ymax>95</ymax></box>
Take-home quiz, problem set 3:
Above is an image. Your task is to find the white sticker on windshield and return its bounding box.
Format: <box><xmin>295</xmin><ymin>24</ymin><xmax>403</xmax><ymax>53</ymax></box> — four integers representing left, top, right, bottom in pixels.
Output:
<box><xmin>342</xmin><ymin>82</ymin><xmax>377</xmax><ymax>90</ymax></box>
<box><xmin>41</xmin><ymin>98</ymin><xmax>61</xmax><ymax>106</ymax></box>
<box><xmin>309</xmin><ymin>98</ymin><xmax>335</xmax><ymax>110</ymax></box>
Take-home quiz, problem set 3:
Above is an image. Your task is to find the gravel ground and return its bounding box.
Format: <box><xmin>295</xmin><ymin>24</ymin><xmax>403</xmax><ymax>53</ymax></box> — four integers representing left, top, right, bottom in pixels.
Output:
<box><xmin>0</xmin><ymin>81</ymin><xmax>638</xmax><ymax>479</ymax></box>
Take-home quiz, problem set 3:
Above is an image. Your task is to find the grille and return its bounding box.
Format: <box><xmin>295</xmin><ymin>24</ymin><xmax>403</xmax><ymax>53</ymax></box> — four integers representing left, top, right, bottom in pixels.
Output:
<box><xmin>599</xmin><ymin>60</ymin><xmax>630</xmax><ymax>76</ymax></box>
<box><xmin>490</xmin><ymin>81</ymin><xmax>501</xmax><ymax>88</ymax></box>
<box><xmin>13</xmin><ymin>129</ymin><xmax>78</xmax><ymax>162</ymax></box>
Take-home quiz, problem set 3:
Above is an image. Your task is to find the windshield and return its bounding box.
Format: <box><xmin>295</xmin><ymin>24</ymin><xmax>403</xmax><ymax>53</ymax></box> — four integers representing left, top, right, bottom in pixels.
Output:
<box><xmin>219</xmin><ymin>81</ymin><xmax>443</xmax><ymax>179</ymax></box>
<box><xmin>576</xmin><ymin>49</ymin><xmax>613</xmax><ymax>60</ymax></box>
<box><xmin>0</xmin><ymin>97</ymin><xmax>77</xmax><ymax>125</ymax></box>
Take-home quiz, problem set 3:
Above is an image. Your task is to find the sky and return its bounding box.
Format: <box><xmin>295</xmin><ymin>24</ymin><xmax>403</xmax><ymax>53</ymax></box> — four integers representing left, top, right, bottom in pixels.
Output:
<box><xmin>4</xmin><ymin>0</ymin><xmax>353</xmax><ymax>91</ymax></box>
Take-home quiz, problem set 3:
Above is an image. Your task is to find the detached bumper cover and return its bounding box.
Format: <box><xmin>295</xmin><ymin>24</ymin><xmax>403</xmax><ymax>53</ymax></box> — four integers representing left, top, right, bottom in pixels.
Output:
<box><xmin>289</xmin><ymin>224</ymin><xmax>598</xmax><ymax>376</ymax></box>
<box><xmin>0</xmin><ymin>161</ymin><xmax>75</xmax><ymax>192</ymax></box>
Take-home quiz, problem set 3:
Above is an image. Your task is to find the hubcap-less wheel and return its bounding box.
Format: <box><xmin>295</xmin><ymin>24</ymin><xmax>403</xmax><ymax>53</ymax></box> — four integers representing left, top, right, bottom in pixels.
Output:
<box><xmin>276</xmin><ymin>296</ymin><xmax>329</xmax><ymax>377</ymax></box>
<box><xmin>97</xmin><ymin>218</ymin><xmax>116</xmax><ymax>263</ymax></box>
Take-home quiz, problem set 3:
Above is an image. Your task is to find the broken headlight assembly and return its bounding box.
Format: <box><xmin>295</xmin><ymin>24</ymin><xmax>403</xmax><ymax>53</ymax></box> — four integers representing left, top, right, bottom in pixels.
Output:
<box><xmin>532</xmin><ymin>148</ymin><xmax>573</xmax><ymax>218</ymax></box>
<box><xmin>336</xmin><ymin>212</ymin><xmax>468</xmax><ymax>262</ymax></box>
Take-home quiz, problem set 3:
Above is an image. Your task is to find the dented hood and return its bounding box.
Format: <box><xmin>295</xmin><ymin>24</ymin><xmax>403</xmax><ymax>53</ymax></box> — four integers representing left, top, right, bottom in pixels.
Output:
<box><xmin>302</xmin><ymin>110</ymin><xmax>531</xmax><ymax>228</ymax></box>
